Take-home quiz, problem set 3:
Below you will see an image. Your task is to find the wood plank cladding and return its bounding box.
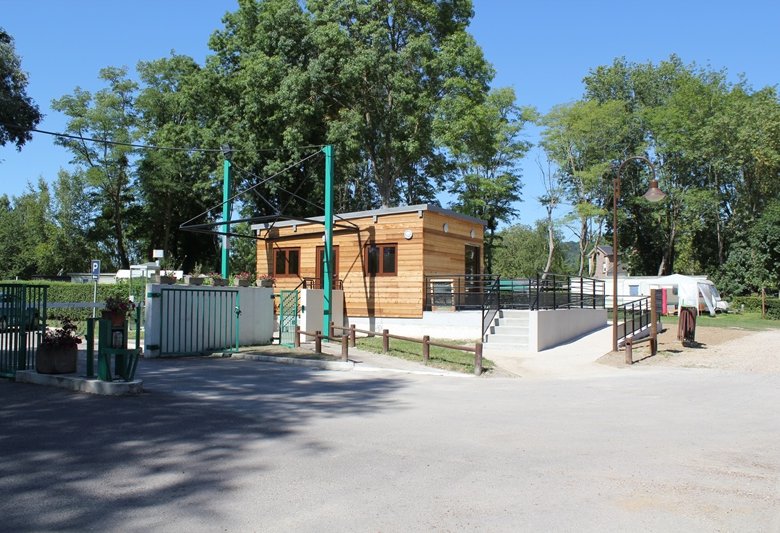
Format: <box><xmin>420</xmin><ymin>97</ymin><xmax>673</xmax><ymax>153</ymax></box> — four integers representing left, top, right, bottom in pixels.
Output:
<box><xmin>255</xmin><ymin>205</ymin><xmax>484</xmax><ymax>318</ymax></box>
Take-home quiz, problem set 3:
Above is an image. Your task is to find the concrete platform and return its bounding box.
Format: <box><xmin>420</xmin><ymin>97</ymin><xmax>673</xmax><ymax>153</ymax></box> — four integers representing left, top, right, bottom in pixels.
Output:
<box><xmin>15</xmin><ymin>370</ymin><xmax>143</xmax><ymax>395</ymax></box>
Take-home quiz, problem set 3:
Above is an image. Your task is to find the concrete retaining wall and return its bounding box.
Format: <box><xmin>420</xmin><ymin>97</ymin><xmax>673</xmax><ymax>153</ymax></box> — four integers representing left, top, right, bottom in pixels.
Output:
<box><xmin>531</xmin><ymin>308</ymin><xmax>607</xmax><ymax>351</ymax></box>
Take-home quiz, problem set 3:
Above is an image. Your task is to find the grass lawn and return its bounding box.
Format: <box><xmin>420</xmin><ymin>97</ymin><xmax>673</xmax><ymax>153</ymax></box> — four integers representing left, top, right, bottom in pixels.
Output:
<box><xmin>661</xmin><ymin>312</ymin><xmax>780</xmax><ymax>331</ymax></box>
<box><xmin>355</xmin><ymin>336</ymin><xmax>493</xmax><ymax>374</ymax></box>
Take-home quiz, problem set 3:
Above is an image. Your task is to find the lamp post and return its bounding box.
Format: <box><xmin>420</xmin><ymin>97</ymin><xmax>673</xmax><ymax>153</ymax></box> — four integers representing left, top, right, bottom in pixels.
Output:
<box><xmin>612</xmin><ymin>156</ymin><xmax>666</xmax><ymax>352</ymax></box>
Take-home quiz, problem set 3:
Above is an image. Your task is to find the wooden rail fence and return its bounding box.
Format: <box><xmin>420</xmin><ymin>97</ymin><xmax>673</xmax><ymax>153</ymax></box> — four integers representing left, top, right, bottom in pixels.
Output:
<box><xmin>293</xmin><ymin>322</ymin><xmax>484</xmax><ymax>376</ymax></box>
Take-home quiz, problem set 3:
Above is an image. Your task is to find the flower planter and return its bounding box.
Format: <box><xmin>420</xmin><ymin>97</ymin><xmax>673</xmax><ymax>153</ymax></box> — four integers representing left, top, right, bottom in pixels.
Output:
<box><xmin>36</xmin><ymin>345</ymin><xmax>77</xmax><ymax>374</ymax></box>
<box><xmin>160</xmin><ymin>275</ymin><xmax>177</xmax><ymax>285</ymax></box>
<box><xmin>211</xmin><ymin>278</ymin><xmax>228</xmax><ymax>287</ymax></box>
<box><xmin>188</xmin><ymin>276</ymin><xmax>205</xmax><ymax>286</ymax></box>
<box><xmin>235</xmin><ymin>279</ymin><xmax>251</xmax><ymax>287</ymax></box>
<box><xmin>102</xmin><ymin>310</ymin><xmax>126</xmax><ymax>327</ymax></box>
<box><xmin>258</xmin><ymin>279</ymin><xmax>274</xmax><ymax>288</ymax></box>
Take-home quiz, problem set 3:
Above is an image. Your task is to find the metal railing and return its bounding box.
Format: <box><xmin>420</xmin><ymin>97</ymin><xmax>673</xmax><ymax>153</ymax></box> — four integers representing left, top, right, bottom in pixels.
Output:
<box><xmin>425</xmin><ymin>273</ymin><xmax>606</xmax><ymax>313</ymax></box>
<box><xmin>481</xmin><ymin>277</ymin><xmax>501</xmax><ymax>342</ymax></box>
<box><xmin>615</xmin><ymin>291</ymin><xmax>663</xmax><ymax>346</ymax></box>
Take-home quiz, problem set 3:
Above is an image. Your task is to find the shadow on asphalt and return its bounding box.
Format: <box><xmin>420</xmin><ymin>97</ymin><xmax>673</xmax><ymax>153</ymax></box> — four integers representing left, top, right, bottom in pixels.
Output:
<box><xmin>0</xmin><ymin>356</ymin><xmax>407</xmax><ymax>531</ymax></box>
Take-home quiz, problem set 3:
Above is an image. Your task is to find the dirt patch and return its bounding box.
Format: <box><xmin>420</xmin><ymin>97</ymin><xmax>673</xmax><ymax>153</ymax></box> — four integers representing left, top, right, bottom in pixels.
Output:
<box><xmin>598</xmin><ymin>326</ymin><xmax>780</xmax><ymax>374</ymax></box>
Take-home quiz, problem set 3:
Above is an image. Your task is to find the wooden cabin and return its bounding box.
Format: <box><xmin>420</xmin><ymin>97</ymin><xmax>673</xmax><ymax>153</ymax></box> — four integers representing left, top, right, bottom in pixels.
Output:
<box><xmin>253</xmin><ymin>204</ymin><xmax>486</xmax><ymax>318</ymax></box>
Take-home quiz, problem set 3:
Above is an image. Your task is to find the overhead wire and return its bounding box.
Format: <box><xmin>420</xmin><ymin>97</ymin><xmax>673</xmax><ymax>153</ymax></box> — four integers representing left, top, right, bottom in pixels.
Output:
<box><xmin>1</xmin><ymin>121</ymin><xmax>327</xmax><ymax>154</ymax></box>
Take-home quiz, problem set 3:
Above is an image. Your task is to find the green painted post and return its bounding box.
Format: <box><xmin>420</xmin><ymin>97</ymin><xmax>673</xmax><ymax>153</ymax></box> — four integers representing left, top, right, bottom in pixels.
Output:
<box><xmin>221</xmin><ymin>154</ymin><xmax>232</xmax><ymax>280</ymax></box>
<box><xmin>86</xmin><ymin>318</ymin><xmax>95</xmax><ymax>378</ymax></box>
<box><xmin>322</xmin><ymin>144</ymin><xmax>334</xmax><ymax>338</ymax></box>
<box><xmin>97</xmin><ymin>319</ymin><xmax>111</xmax><ymax>381</ymax></box>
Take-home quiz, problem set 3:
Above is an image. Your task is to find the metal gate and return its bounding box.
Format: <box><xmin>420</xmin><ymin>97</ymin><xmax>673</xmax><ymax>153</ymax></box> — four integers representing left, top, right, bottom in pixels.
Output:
<box><xmin>279</xmin><ymin>290</ymin><xmax>298</xmax><ymax>347</ymax></box>
<box><xmin>0</xmin><ymin>284</ymin><xmax>48</xmax><ymax>378</ymax></box>
<box><xmin>159</xmin><ymin>287</ymin><xmax>239</xmax><ymax>356</ymax></box>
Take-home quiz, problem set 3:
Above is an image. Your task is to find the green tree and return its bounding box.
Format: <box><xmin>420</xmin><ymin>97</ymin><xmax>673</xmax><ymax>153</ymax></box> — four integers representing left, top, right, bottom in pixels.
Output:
<box><xmin>50</xmin><ymin>170</ymin><xmax>100</xmax><ymax>274</ymax></box>
<box><xmin>0</xmin><ymin>180</ymin><xmax>56</xmax><ymax>278</ymax></box>
<box><xmin>135</xmin><ymin>53</ymin><xmax>221</xmax><ymax>271</ymax></box>
<box><xmin>539</xmin><ymin>99</ymin><xmax>629</xmax><ymax>275</ymax></box>
<box><xmin>436</xmin><ymin>87</ymin><xmax>531</xmax><ymax>273</ymax></box>
<box><xmin>0</xmin><ymin>28</ymin><xmax>42</xmax><ymax>149</ymax></box>
<box><xmin>492</xmin><ymin>221</ymin><xmax>566</xmax><ymax>278</ymax></box>
<box><xmin>52</xmin><ymin>67</ymin><xmax>139</xmax><ymax>269</ymax></box>
<box><xmin>717</xmin><ymin>200</ymin><xmax>780</xmax><ymax>296</ymax></box>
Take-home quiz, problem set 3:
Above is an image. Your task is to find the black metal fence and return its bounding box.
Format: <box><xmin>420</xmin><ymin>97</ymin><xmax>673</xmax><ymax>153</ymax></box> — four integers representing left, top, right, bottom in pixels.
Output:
<box><xmin>425</xmin><ymin>273</ymin><xmax>606</xmax><ymax>313</ymax></box>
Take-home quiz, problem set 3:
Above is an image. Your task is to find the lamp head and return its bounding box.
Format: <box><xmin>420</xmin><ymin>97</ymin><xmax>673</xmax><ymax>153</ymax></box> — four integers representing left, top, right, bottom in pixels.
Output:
<box><xmin>642</xmin><ymin>179</ymin><xmax>666</xmax><ymax>202</ymax></box>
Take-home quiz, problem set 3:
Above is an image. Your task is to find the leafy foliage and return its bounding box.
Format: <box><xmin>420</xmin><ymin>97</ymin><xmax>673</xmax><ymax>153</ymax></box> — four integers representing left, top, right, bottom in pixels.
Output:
<box><xmin>0</xmin><ymin>28</ymin><xmax>42</xmax><ymax>149</ymax></box>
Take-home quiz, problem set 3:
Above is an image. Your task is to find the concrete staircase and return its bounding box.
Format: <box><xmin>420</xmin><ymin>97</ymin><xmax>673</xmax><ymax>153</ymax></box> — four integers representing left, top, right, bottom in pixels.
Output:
<box><xmin>483</xmin><ymin>309</ymin><xmax>530</xmax><ymax>353</ymax></box>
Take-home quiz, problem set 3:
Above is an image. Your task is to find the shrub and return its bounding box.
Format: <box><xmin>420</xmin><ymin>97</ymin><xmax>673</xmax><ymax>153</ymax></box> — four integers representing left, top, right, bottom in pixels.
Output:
<box><xmin>730</xmin><ymin>296</ymin><xmax>780</xmax><ymax>320</ymax></box>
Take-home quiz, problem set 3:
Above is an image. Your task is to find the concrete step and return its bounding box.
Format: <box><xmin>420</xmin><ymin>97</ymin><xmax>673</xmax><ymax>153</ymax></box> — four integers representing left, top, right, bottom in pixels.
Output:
<box><xmin>484</xmin><ymin>334</ymin><xmax>529</xmax><ymax>346</ymax></box>
<box><xmin>495</xmin><ymin>317</ymin><xmax>529</xmax><ymax>327</ymax></box>
<box><xmin>490</xmin><ymin>325</ymin><xmax>527</xmax><ymax>336</ymax></box>
<box><xmin>497</xmin><ymin>310</ymin><xmax>530</xmax><ymax>319</ymax></box>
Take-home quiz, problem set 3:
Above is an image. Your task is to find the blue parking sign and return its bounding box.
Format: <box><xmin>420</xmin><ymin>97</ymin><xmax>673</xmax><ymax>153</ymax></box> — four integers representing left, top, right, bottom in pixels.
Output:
<box><xmin>91</xmin><ymin>260</ymin><xmax>101</xmax><ymax>281</ymax></box>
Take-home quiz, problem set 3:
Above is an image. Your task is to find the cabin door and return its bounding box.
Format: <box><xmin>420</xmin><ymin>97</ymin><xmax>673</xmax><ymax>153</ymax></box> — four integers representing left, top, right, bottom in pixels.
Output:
<box><xmin>316</xmin><ymin>246</ymin><xmax>339</xmax><ymax>290</ymax></box>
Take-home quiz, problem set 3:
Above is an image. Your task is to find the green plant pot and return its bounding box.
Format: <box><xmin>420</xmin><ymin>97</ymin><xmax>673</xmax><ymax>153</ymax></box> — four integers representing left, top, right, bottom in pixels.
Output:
<box><xmin>36</xmin><ymin>345</ymin><xmax>77</xmax><ymax>374</ymax></box>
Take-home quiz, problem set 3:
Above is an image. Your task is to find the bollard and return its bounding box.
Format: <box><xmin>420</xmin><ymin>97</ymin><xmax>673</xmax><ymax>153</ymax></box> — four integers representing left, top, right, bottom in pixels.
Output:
<box><xmin>422</xmin><ymin>335</ymin><xmax>430</xmax><ymax>364</ymax></box>
<box><xmin>330</xmin><ymin>321</ymin><xmax>335</xmax><ymax>339</ymax></box>
<box><xmin>382</xmin><ymin>329</ymin><xmax>389</xmax><ymax>353</ymax></box>
<box><xmin>294</xmin><ymin>325</ymin><xmax>301</xmax><ymax>348</ymax></box>
<box><xmin>341</xmin><ymin>335</ymin><xmax>348</xmax><ymax>361</ymax></box>
<box><xmin>474</xmin><ymin>342</ymin><xmax>483</xmax><ymax>376</ymax></box>
<box><xmin>625</xmin><ymin>338</ymin><xmax>633</xmax><ymax>365</ymax></box>
<box><xmin>349</xmin><ymin>324</ymin><xmax>356</xmax><ymax>348</ymax></box>
<box><xmin>315</xmin><ymin>330</ymin><xmax>322</xmax><ymax>354</ymax></box>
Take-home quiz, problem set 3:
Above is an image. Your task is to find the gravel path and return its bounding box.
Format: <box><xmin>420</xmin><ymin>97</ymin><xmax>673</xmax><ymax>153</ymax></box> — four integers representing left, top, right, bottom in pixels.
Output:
<box><xmin>600</xmin><ymin>326</ymin><xmax>780</xmax><ymax>374</ymax></box>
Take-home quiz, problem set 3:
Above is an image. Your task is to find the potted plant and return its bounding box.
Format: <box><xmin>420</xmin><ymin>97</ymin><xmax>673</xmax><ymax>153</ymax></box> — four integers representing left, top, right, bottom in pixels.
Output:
<box><xmin>234</xmin><ymin>271</ymin><xmax>254</xmax><ymax>287</ymax></box>
<box><xmin>188</xmin><ymin>262</ymin><xmax>205</xmax><ymax>286</ymax></box>
<box><xmin>160</xmin><ymin>270</ymin><xmax>178</xmax><ymax>285</ymax></box>
<box><xmin>210</xmin><ymin>272</ymin><xmax>228</xmax><ymax>287</ymax></box>
<box><xmin>257</xmin><ymin>274</ymin><xmax>275</xmax><ymax>288</ymax></box>
<box><xmin>36</xmin><ymin>318</ymin><xmax>81</xmax><ymax>374</ymax></box>
<box><xmin>102</xmin><ymin>295</ymin><xmax>136</xmax><ymax>326</ymax></box>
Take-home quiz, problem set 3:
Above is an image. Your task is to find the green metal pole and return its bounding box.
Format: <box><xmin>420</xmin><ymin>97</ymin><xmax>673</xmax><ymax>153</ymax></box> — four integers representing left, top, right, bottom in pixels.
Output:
<box><xmin>221</xmin><ymin>155</ymin><xmax>232</xmax><ymax>279</ymax></box>
<box><xmin>322</xmin><ymin>145</ymin><xmax>334</xmax><ymax>338</ymax></box>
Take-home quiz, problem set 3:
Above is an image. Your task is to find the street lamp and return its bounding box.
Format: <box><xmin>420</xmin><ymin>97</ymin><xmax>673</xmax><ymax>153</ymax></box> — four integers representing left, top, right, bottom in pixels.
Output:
<box><xmin>612</xmin><ymin>156</ymin><xmax>666</xmax><ymax>352</ymax></box>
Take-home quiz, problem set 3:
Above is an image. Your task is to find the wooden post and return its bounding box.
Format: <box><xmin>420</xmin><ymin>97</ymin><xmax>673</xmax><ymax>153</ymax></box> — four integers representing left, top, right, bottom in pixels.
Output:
<box><xmin>330</xmin><ymin>321</ymin><xmax>335</xmax><ymax>339</ymax></box>
<box><xmin>382</xmin><ymin>329</ymin><xmax>389</xmax><ymax>353</ymax></box>
<box><xmin>650</xmin><ymin>289</ymin><xmax>658</xmax><ymax>356</ymax></box>
<box><xmin>474</xmin><ymin>342</ymin><xmax>483</xmax><ymax>376</ymax></box>
<box><xmin>762</xmin><ymin>287</ymin><xmax>766</xmax><ymax>319</ymax></box>
<box><xmin>625</xmin><ymin>338</ymin><xmax>633</xmax><ymax>365</ymax></box>
<box><xmin>422</xmin><ymin>335</ymin><xmax>430</xmax><ymax>364</ymax></box>
<box><xmin>349</xmin><ymin>324</ymin><xmax>356</xmax><ymax>347</ymax></box>
<box><xmin>315</xmin><ymin>330</ymin><xmax>322</xmax><ymax>354</ymax></box>
<box><xmin>294</xmin><ymin>325</ymin><xmax>300</xmax><ymax>348</ymax></box>
<box><xmin>341</xmin><ymin>335</ymin><xmax>348</xmax><ymax>361</ymax></box>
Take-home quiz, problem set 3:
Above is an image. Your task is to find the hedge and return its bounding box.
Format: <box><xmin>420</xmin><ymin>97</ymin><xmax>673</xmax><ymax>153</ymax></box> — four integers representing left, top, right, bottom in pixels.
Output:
<box><xmin>730</xmin><ymin>296</ymin><xmax>780</xmax><ymax>319</ymax></box>
<box><xmin>1</xmin><ymin>280</ymin><xmax>137</xmax><ymax>322</ymax></box>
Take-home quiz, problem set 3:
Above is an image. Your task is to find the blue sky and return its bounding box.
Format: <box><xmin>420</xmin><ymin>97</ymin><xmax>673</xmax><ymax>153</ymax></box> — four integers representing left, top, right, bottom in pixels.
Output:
<box><xmin>2</xmin><ymin>0</ymin><xmax>778</xmax><ymax>231</ymax></box>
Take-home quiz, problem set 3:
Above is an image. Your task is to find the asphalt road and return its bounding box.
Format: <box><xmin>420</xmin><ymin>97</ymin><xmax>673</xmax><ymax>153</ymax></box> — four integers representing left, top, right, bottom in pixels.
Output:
<box><xmin>1</xmin><ymin>357</ymin><xmax>778</xmax><ymax>532</ymax></box>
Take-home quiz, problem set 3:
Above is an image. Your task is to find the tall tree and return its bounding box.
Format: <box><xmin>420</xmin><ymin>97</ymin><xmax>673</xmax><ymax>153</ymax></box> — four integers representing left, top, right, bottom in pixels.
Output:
<box><xmin>135</xmin><ymin>53</ymin><xmax>221</xmax><ymax>271</ymax></box>
<box><xmin>52</xmin><ymin>67</ymin><xmax>139</xmax><ymax>269</ymax></box>
<box><xmin>540</xmin><ymin>99</ymin><xmax>629</xmax><ymax>275</ymax></box>
<box><xmin>309</xmin><ymin>0</ymin><xmax>493</xmax><ymax>207</ymax></box>
<box><xmin>0</xmin><ymin>28</ymin><xmax>42</xmax><ymax>150</ymax></box>
<box><xmin>436</xmin><ymin>87</ymin><xmax>530</xmax><ymax>273</ymax></box>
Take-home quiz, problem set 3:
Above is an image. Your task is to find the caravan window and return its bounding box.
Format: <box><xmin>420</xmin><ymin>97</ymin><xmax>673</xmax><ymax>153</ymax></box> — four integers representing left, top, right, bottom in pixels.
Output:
<box><xmin>629</xmin><ymin>285</ymin><xmax>639</xmax><ymax>296</ymax></box>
